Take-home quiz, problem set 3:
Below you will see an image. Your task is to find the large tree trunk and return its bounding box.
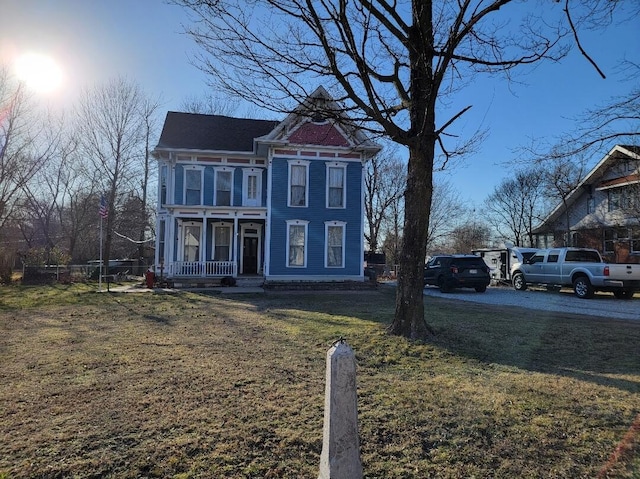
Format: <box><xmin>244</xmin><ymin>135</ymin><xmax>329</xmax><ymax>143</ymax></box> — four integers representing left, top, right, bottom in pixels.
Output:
<box><xmin>387</xmin><ymin>0</ymin><xmax>435</xmax><ymax>340</ymax></box>
<box><xmin>388</xmin><ymin>140</ymin><xmax>434</xmax><ymax>339</ymax></box>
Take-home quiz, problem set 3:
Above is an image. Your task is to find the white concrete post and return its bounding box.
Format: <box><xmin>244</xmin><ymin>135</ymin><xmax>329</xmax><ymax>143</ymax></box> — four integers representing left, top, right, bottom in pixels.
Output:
<box><xmin>318</xmin><ymin>339</ymin><xmax>363</xmax><ymax>479</ymax></box>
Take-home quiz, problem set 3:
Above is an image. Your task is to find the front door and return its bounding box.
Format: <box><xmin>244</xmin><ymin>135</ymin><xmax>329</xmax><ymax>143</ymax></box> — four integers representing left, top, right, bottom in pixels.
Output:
<box><xmin>243</xmin><ymin>237</ymin><xmax>258</xmax><ymax>274</ymax></box>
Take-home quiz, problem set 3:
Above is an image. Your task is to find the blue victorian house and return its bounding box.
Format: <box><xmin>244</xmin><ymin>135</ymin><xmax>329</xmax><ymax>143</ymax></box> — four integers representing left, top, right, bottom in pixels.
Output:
<box><xmin>152</xmin><ymin>87</ymin><xmax>380</xmax><ymax>285</ymax></box>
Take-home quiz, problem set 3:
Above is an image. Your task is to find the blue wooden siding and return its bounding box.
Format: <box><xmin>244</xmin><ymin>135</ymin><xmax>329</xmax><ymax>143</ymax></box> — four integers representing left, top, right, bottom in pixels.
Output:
<box><xmin>268</xmin><ymin>157</ymin><xmax>363</xmax><ymax>276</ymax></box>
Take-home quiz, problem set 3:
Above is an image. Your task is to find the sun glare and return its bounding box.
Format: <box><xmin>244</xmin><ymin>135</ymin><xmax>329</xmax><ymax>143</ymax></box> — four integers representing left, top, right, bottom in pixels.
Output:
<box><xmin>14</xmin><ymin>52</ymin><xmax>64</xmax><ymax>94</ymax></box>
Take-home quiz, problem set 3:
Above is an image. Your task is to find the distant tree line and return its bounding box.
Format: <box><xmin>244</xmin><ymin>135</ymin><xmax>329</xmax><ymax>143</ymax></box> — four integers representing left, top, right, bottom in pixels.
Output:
<box><xmin>0</xmin><ymin>68</ymin><xmax>161</xmax><ymax>281</ymax></box>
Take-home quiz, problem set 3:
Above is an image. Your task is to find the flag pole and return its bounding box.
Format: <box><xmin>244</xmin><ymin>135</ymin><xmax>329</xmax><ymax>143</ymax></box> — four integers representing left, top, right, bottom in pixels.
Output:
<box><xmin>99</xmin><ymin>214</ymin><xmax>103</xmax><ymax>292</ymax></box>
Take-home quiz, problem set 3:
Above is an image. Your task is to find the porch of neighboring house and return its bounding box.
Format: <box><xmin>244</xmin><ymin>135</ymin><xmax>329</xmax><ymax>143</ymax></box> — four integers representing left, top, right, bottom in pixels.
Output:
<box><xmin>159</xmin><ymin>214</ymin><xmax>265</xmax><ymax>286</ymax></box>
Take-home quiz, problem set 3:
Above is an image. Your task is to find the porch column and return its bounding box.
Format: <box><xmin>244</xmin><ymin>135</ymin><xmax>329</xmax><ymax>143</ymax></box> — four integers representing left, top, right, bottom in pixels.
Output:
<box><xmin>201</xmin><ymin>216</ymin><xmax>208</xmax><ymax>277</ymax></box>
<box><xmin>167</xmin><ymin>218</ymin><xmax>176</xmax><ymax>275</ymax></box>
<box><xmin>233</xmin><ymin>216</ymin><xmax>239</xmax><ymax>276</ymax></box>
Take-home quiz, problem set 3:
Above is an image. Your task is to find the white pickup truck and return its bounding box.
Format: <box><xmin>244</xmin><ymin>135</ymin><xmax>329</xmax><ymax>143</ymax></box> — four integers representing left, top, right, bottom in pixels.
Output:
<box><xmin>511</xmin><ymin>247</ymin><xmax>640</xmax><ymax>299</ymax></box>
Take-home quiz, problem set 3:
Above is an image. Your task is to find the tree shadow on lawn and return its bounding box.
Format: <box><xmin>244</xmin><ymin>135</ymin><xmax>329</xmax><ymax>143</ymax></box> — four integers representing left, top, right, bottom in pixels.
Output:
<box><xmin>423</xmin><ymin>296</ymin><xmax>640</xmax><ymax>394</ymax></box>
<box><xmin>207</xmin><ymin>287</ymin><xmax>640</xmax><ymax>395</ymax></box>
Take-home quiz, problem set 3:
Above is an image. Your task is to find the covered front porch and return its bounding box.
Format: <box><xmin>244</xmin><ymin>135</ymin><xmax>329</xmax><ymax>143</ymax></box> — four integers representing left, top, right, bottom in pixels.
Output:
<box><xmin>157</xmin><ymin>207</ymin><xmax>265</xmax><ymax>280</ymax></box>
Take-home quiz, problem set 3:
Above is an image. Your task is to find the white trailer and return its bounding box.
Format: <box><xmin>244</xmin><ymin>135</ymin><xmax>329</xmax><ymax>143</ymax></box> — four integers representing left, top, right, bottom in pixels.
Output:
<box><xmin>473</xmin><ymin>246</ymin><xmax>538</xmax><ymax>283</ymax></box>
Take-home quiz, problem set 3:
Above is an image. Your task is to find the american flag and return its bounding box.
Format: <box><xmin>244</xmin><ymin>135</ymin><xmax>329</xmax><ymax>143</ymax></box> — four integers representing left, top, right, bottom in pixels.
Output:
<box><xmin>99</xmin><ymin>195</ymin><xmax>108</xmax><ymax>219</ymax></box>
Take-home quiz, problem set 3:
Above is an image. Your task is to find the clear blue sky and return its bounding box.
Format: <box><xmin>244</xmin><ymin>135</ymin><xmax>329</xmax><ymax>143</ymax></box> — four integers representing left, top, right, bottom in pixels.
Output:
<box><xmin>2</xmin><ymin>0</ymin><xmax>639</xmax><ymax>206</ymax></box>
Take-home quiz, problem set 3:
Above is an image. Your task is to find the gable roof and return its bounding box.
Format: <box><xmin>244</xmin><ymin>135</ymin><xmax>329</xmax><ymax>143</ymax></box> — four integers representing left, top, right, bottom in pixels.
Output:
<box><xmin>154</xmin><ymin>88</ymin><xmax>380</xmax><ymax>156</ymax></box>
<box><xmin>257</xmin><ymin>86</ymin><xmax>380</xmax><ymax>155</ymax></box>
<box><xmin>155</xmin><ymin>112</ymin><xmax>279</xmax><ymax>152</ymax></box>
<box><xmin>532</xmin><ymin>144</ymin><xmax>640</xmax><ymax>233</ymax></box>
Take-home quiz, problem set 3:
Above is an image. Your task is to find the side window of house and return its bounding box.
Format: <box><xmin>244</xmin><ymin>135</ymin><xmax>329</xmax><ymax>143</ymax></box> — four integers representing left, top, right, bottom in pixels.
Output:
<box><xmin>184</xmin><ymin>167</ymin><xmax>202</xmax><ymax>205</ymax></box>
<box><xmin>288</xmin><ymin>160</ymin><xmax>309</xmax><ymax>207</ymax></box>
<box><xmin>160</xmin><ymin>165</ymin><xmax>168</xmax><ymax>205</ymax></box>
<box><xmin>622</xmin><ymin>186</ymin><xmax>636</xmax><ymax>210</ymax></box>
<box><xmin>287</xmin><ymin>220</ymin><xmax>308</xmax><ymax>267</ymax></box>
<box><xmin>158</xmin><ymin>219</ymin><xmax>166</xmax><ymax>260</ymax></box>
<box><xmin>586</xmin><ymin>196</ymin><xmax>595</xmax><ymax>214</ymax></box>
<box><xmin>326</xmin><ymin>162</ymin><xmax>347</xmax><ymax>208</ymax></box>
<box><xmin>608</xmin><ymin>190</ymin><xmax>621</xmax><ymax>212</ymax></box>
<box><xmin>325</xmin><ymin>221</ymin><xmax>346</xmax><ymax>268</ymax></box>
<box><xmin>604</xmin><ymin>229</ymin><xmax>616</xmax><ymax>253</ymax></box>
<box><xmin>212</xmin><ymin>223</ymin><xmax>232</xmax><ymax>261</ymax></box>
<box><xmin>215</xmin><ymin>169</ymin><xmax>233</xmax><ymax>206</ymax></box>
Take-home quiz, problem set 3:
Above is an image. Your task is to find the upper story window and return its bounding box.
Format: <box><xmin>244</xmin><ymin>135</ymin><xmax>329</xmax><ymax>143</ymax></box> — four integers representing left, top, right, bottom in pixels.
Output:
<box><xmin>325</xmin><ymin>221</ymin><xmax>346</xmax><ymax>268</ymax></box>
<box><xmin>160</xmin><ymin>165</ymin><xmax>168</xmax><ymax>206</ymax></box>
<box><xmin>184</xmin><ymin>167</ymin><xmax>203</xmax><ymax>205</ymax></box>
<box><xmin>326</xmin><ymin>162</ymin><xmax>347</xmax><ymax>208</ymax></box>
<box><xmin>286</xmin><ymin>219</ymin><xmax>308</xmax><ymax>267</ymax></box>
<box><xmin>243</xmin><ymin>168</ymin><xmax>262</xmax><ymax>207</ymax></box>
<box><xmin>608</xmin><ymin>190</ymin><xmax>621</xmax><ymax>212</ymax></box>
<box><xmin>215</xmin><ymin>168</ymin><xmax>233</xmax><ymax>206</ymax></box>
<box><xmin>608</xmin><ymin>186</ymin><xmax>637</xmax><ymax>212</ymax></box>
<box><xmin>586</xmin><ymin>196</ymin><xmax>595</xmax><ymax>214</ymax></box>
<box><xmin>288</xmin><ymin>160</ymin><xmax>309</xmax><ymax>207</ymax></box>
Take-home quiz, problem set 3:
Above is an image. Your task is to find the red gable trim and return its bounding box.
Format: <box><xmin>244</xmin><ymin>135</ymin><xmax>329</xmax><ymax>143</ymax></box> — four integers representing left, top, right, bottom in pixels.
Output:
<box><xmin>287</xmin><ymin>122</ymin><xmax>350</xmax><ymax>147</ymax></box>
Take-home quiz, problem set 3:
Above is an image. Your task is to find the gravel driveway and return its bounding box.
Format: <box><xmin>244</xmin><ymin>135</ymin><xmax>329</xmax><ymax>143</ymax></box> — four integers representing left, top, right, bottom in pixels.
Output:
<box><xmin>422</xmin><ymin>285</ymin><xmax>640</xmax><ymax>321</ymax></box>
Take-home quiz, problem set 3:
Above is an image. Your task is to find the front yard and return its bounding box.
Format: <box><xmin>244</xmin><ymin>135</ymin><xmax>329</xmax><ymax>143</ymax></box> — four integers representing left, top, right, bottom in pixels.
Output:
<box><xmin>0</xmin><ymin>284</ymin><xmax>638</xmax><ymax>478</ymax></box>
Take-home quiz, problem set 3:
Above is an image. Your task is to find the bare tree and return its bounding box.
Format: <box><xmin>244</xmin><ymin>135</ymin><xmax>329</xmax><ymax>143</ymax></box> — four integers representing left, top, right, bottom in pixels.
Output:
<box><xmin>426</xmin><ymin>180</ymin><xmax>466</xmax><ymax>253</ymax></box>
<box><xmin>529</xmin><ymin>62</ymin><xmax>640</xmax><ymax>164</ymax></box>
<box><xmin>0</xmin><ymin>67</ymin><xmax>64</xmax><ymax>277</ymax></box>
<box><xmin>364</xmin><ymin>149</ymin><xmax>405</xmax><ymax>252</ymax></box>
<box><xmin>484</xmin><ymin>169</ymin><xmax>546</xmax><ymax>247</ymax></box>
<box><xmin>180</xmin><ymin>92</ymin><xmax>238</xmax><ymax>116</ymax></box>
<box><xmin>542</xmin><ymin>154</ymin><xmax>587</xmax><ymax>245</ymax></box>
<box><xmin>136</xmin><ymin>97</ymin><xmax>162</xmax><ymax>271</ymax></box>
<box><xmin>449</xmin><ymin>220</ymin><xmax>493</xmax><ymax>253</ymax></box>
<box><xmin>176</xmin><ymin>0</ymin><xmax>629</xmax><ymax>339</ymax></box>
<box><xmin>75</xmin><ymin>78</ymin><xmax>159</xmax><ymax>272</ymax></box>
<box><xmin>382</xmin><ymin>184</ymin><xmax>405</xmax><ymax>267</ymax></box>
<box><xmin>0</xmin><ymin>68</ymin><xmax>53</xmax><ymax>234</ymax></box>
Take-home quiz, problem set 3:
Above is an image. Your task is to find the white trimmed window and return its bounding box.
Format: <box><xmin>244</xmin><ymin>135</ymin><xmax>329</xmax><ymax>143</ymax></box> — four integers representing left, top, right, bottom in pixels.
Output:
<box><xmin>286</xmin><ymin>220</ymin><xmax>309</xmax><ymax>267</ymax></box>
<box><xmin>184</xmin><ymin>166</ymin><xmax>203</xmax><ymax>205</ymax></box>
<box><xmin>325</xmin><ymin>221</ymin><xmax>346</xmax><ymax>268</ymax></box>
<box><xmin>212</xmin><ymin>222</ymin><xmax>232</xmax><ymax>261</ymax></box>
<box><xmin>160</xmin><ymin>165</ymin><xmax>168</xmax><ymax>206</ymax></box>
<box><xmin>215</xmin><ymin>168</ymin><xmax>233</xmax><ymax>206</ymax></box>
<box><xmin>243</xmin><ymin>168</ymin><xmax>262</xmax><ymax>207</ymax></box>
<box><xmin>288</xmin><ymin>160</ymin><xmax>309</xmax><ymax>207</ymax></box>
<box><xmin>326</xmin><ymin>162</ymin><xmax>347</xmax><ymax>208</ymax></box>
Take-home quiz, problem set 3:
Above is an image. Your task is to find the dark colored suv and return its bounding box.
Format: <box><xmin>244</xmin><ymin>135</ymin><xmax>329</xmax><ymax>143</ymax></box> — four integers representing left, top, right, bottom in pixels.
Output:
<box><xmin>424</xmin><ymin>255</ymin><xmax>491</xmax><ymax>293</ymax></box>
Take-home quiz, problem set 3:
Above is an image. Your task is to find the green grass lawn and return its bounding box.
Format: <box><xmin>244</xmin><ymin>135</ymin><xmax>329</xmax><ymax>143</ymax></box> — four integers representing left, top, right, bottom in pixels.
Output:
<box><xmin>0</xmin><ymin>283</ymin><xmax>638</xmax><ymax>478</ymax></box>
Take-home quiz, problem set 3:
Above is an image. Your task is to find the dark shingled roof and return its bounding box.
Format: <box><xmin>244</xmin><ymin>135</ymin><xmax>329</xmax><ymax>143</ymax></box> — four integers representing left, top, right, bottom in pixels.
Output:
<box><xmin>620</xmin><ymin>145</ymin><xmax>640</xmax><ymax>155</ymax></box>
<box><xmin>156</xmin><ymin>112</ymin><xmax>279</xmax><ymax>152</ymax></box>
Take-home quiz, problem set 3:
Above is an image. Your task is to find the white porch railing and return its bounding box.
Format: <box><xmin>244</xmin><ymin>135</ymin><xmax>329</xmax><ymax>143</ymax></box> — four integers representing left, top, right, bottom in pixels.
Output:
<box><xmin>170</xmin><ymin>261</ymin><xmax>237</xmax><ymax>277</ymax></box>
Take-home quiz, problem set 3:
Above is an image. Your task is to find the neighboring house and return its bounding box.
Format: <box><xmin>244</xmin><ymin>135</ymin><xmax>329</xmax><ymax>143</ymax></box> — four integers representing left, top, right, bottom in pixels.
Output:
<box><xmin>152</xmin><ymin>87</ymin><xmax>380</xmax><ymax>284</ymax></box>
<box><xmin>532</xmin><ymin>144</ymin><xmax>640</xmax><ymax>263</ymax></box>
